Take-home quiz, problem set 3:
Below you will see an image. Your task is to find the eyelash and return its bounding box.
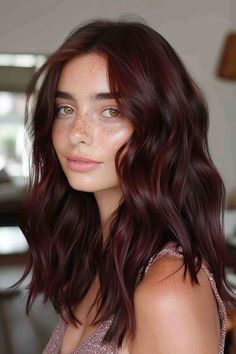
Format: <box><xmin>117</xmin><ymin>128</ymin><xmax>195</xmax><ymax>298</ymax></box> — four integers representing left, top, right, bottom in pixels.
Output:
<box><xmin>54</xmin><ymin>105</ymin><xmax>122</xmax><ymax>119</ymax></box>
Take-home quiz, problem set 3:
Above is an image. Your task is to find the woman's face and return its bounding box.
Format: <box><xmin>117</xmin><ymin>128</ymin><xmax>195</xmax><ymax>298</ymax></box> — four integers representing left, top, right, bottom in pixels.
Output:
<box><xmin>52</xmin><ymin>53</ymin><xmax>133</xmax><ymax>194</ymax></box>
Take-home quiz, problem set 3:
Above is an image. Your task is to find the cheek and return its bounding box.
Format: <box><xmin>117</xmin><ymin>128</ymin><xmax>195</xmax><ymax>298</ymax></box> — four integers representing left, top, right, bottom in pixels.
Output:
<box><xmin>98</xmin><ymin>125</ymin><xmax>133</xmax><ymax>159</ymax></box>
<box><xmin>52</xmin><ymin>123</ymin><xmax>65</xmax><ymax>152</ymax></box>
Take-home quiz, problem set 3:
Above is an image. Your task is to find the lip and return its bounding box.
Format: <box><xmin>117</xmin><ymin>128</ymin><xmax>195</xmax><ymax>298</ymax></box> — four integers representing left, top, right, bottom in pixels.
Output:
<box><xmin>67</xmin><ymin>155</ymin><xmax>101</xmax><ymax>172</ymax></box>
<box><xmin>68</xmin><ymin>155</ymin><xmax>100</xmax><ymax>163</ymax></box>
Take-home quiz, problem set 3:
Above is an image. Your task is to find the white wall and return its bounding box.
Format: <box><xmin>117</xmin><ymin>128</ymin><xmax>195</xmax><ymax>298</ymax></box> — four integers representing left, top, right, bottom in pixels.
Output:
<box><xmin>0</xmin><ymin>0</ymin><xmax>235</xmax><ymax>197</ymax></box>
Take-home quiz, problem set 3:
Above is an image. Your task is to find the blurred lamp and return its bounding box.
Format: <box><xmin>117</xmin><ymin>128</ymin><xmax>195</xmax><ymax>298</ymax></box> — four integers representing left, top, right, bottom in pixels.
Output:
<box><xmin>217</xmin><ymin>32</ymin><xmax>236</xmax><ymax>80</ymax></box>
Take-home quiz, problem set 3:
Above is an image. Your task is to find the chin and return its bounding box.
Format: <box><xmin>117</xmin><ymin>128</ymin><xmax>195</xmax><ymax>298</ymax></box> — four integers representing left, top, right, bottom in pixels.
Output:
<box><xmin>67</xmin><ymin>180</ymin><xmax>96</xmax><ymax>193</ymax></box>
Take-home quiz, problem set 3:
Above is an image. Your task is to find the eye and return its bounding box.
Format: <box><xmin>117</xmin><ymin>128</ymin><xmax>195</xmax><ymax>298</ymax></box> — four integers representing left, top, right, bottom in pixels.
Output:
<box><xmin>55</xmin><ymin>105</ymin><xmax>74</xmax><ymax>116</ymax></box>
<box><xmin>103</xmin><ymin>108</ymin><xmax>121</xmax><ymax>118</ymax></box>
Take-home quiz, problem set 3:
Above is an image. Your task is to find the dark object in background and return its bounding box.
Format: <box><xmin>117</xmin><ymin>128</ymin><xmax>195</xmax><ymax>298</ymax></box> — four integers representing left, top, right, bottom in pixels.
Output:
<box><xmin>0</xmin><ymin>168</ymin><xmax>26</xmax><ymax>226</ymax></box>
<box><xmin>217</xmin><ymin>32</ymin><xmax>236</xmax><ymax>80</ymax></box>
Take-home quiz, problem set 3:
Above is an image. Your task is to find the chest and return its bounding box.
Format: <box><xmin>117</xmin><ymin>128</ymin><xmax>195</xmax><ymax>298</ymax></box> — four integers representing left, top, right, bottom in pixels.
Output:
<box><xmin>60</xmin><ymin>280</ymin><xmax>131</xmax><ymax>354</ymax></box>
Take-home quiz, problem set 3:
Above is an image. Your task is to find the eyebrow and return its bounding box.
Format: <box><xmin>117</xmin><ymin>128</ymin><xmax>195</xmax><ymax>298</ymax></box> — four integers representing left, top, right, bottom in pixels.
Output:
<box><xmin>55</xmin><ymin>90</ymin><xmax>120</xmax><ymax>101</ymax></box>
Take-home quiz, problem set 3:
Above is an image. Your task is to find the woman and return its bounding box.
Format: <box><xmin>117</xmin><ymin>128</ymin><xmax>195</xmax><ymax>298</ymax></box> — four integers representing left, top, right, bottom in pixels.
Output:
<box><xmin>17</xmin><ymin>17</ymin><xmax>236</xmax><ymax>353</ymax></box>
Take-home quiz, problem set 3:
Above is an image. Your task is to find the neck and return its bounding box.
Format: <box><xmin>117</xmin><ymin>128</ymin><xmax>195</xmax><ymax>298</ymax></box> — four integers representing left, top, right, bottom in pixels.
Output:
<box><xmin>94</xmin><ymin>186</ymin><xmax>123</xmax><ymax>241</ymax></box>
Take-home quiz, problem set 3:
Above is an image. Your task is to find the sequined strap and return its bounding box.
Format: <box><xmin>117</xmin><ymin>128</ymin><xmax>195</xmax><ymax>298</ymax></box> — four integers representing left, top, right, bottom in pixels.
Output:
<box><xmin>74</xmin><ymin>317</ymin><xmax>118</xmax><ymax>353</ymax></box>
<box><xmin>42</xmin><ymin>316</ymin><xmax>66</xmax><ymax>353</ymax></box>
<box><xmin>145</xmin><ymin>245</ymin><xmax>227</xmax><ymax>354</ymax></box>
<box><xmin>144</xmin><ymin>245</ymin><xmax>183</xmax><ymax>274</ymax></box>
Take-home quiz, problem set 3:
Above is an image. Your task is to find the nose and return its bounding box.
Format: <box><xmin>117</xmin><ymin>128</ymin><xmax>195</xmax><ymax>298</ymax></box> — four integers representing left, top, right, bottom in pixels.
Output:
<box><xmin>69</xmin><ymin>115</ymin><xmax>92</xmax><ymax>145</ymax></box>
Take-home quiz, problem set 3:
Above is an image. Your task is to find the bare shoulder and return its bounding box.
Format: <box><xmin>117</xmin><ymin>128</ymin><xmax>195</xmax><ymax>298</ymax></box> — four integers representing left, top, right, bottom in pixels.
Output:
<box><xmin>128</xmin><ymin>254</ymin><xmax>221</xmax><ymax>354</ymax></box>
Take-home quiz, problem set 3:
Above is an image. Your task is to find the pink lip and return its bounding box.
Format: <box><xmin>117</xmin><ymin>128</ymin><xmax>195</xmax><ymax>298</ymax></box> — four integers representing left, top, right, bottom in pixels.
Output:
<box><xmin>67</xmin><ymin>155</ymin><xmax>101</xmax><ymax>172</ymax></box>
<box><xmin>68</xmin><ymin>155</ymin><xmax>100</xmax><ymax>163</ymax></box>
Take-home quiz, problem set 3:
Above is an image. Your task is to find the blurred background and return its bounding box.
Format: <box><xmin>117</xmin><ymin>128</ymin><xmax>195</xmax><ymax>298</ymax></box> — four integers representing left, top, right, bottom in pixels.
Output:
<box><xmin>0</xmin><ymin>0</ymin><xmax>236</xmax><ymax>353</ymax></box>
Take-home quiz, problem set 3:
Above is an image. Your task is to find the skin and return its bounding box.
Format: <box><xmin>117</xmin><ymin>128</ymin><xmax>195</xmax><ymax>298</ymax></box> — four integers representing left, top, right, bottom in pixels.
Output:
<box><xmin>128</xmin><ymin>254</ymin><xmax>221</xmax><ymax>354</ymax></box>
<box><xmin>52</xmin><ymin>53</ymin><xmax>221</xmax><ymax>354</ymax></box>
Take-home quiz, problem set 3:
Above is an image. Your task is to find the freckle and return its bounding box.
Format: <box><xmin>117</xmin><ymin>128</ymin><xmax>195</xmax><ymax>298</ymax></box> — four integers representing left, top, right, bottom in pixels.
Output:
<box><xmin>72</xmin><ymin>120</ymin><xmax>86</xmax><ymax>133</ymax></box>
<box><xmin>101</xmin><ymin>127</ymin><xmax>113</xmax><ymax>134</ymax></box>
<box><xmin>73</xmin><ymin>126</ymin><xmax>83</xmax><ymax>134</ymax></box>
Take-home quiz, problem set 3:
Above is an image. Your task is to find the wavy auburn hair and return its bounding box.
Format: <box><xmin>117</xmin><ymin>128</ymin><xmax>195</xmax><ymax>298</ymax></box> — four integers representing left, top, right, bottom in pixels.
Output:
<box><xmin>17</xmin><ymin>17</ymin><xmax>236</xmax><ymax>346</ymax></box>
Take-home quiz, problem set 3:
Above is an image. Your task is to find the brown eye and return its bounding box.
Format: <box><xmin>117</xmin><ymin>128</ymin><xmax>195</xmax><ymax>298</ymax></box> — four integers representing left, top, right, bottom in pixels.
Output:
<box><xmin>55</xmin><ymin>105</ymin><xmax>74</xmax><ymax>116</ymax></box>
<box><xmin>63</xmin><ymin>106</ymin><xmax>74</xmax><ymax>114</ymax></box>
<box><xmin>103</xmin><ymin>108</ymin><xmax>121</xmax><ymax>118</ymax></box>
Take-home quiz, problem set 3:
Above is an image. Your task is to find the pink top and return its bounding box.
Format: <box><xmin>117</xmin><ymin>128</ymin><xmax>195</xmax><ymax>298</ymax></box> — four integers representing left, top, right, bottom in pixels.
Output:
<box><xmin>42</xmin><ymin>244</ymin><xmax>227</xmax><ymax>354</ymax></box>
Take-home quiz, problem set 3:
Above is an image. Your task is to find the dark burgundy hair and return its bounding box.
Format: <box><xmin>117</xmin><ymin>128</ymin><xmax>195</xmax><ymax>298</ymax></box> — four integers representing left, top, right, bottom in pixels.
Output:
<box><xmin>17</xmin><ymin>17</ymin><xmax>236</xmax><ymax>346</ymax></box>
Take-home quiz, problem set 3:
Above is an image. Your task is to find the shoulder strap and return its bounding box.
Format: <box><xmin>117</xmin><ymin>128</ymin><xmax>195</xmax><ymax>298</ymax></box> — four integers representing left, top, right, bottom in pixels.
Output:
<box><xmin>144</xmin><ymin>245</ymin><xmax>183</xmax><ymax>275</ymax></box>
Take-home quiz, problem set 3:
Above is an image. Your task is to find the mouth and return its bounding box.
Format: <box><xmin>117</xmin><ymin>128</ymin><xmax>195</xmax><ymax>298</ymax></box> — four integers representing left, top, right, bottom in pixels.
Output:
<box><xmin>67</xmin><ymin>155</ymin><xmax>100</xmax><ymax>163</ymax></box>
<box><xmin>67</xmin><ymin>156</ymin><xmax>101</xmax><ymax>172</ymax></box>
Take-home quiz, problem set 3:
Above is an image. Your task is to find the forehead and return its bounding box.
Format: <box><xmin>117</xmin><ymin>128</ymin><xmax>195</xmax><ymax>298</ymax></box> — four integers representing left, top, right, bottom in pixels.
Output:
<box><xmin>58</xmin><ymin>53</ymin><xmax>109</xmax><ymax>89</ymax></box>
